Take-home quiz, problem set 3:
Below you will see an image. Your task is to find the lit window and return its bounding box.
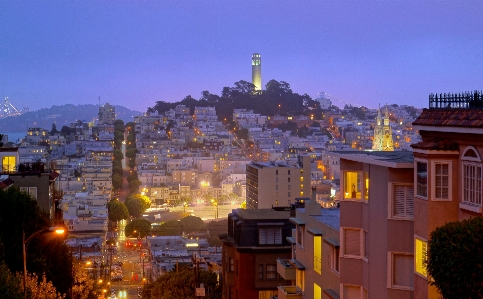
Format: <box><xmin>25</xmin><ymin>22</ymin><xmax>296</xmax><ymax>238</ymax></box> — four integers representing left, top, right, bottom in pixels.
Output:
<box><xmin>2</xmin><ymin>156</ymin><xmax>16</xmax><ymax>172</ymax></box>
<box><xmin>314</xmin><ymin>283</ymin><xmax>322</xmax><ymax>299</ymax></box>
<box><xmin>343</xmin><ymin>171</ymin><xmax>367</xmax><ymax>200</ymax></box>
<box><xmin>296</xmin><ymin>269</ymin><xmax>305</xmax><ymax>292</ymax></box>
<box><xmin>415</xmin><ymin>237</ymin><xmax>427</xmax><ymax>278</ymax></box>
<box><xmin>313</xmin><ymin>235</ymin><xmax>322</xmax><ymax>274</ymax></box>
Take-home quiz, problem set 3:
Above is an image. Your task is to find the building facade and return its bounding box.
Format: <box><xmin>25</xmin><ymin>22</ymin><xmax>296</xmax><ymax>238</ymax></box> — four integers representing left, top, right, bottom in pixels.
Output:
<box><xmin>335</xmin><ymin>151</ymin><xmax>414</xmax><ymax>299</ymax></box>
<box><xmin>220</xmin><ymin>208</ymin><xmax>294</xmax><ymax>299</ymax></box>
<box><xmin>98</xmin><ymin>102</ymin><xmax>115</xmax><ymax>125</ymax></box>
<box><xmin>410</xmin><ymin>90</ymin><xmax>483</xmax><ymax>299</ymax></box>
<box><xmin>246</xmin><ymin>155</ymin><xmax>311</xmax><ymax>209</ymax></box>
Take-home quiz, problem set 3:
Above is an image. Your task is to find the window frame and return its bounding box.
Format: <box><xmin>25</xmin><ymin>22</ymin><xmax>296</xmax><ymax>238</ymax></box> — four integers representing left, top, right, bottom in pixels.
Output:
<box><xmin>342</xmin><ymin>285</ymin><xmax>368</xmax><ymax>299</ymax></box>
<box><xmin>330</xmin><ymin>245</ymin><xmax>340</xmax><ymax>275</ymax></box>
<box><xmin>258</xmin><ymin>264</ymin><xmax>264</xmax><ymax>280</ymax></box>
<box><xmin>313</xmin><ymin>235</ymin><xmax>322</xmax><ymax>274</ymax></box>
<box><xmin>229</xmin><ymin>257</ymin><xmax>234</xmax><ymax>272</ymax></box>
<box><xmin>388</xmin><ymin>252</ymin><xmax>414</xmax><ymax>291</ymax></box>
<box><xmin>414</xmin><ymin>236</ymin><xmax>428</xmax><ymax>279</ymax></box>
<box><xmin>266</xmin><ymin>264</ymin><xmax>277</xmax><ymax>280</ymax></box>
<box><xmin>461</xmin><ymin>147</ymin><xmax>482</xmax><ymax>212</ymax></box>
<box><xmin>342</xmin><ymin>171</ymin><xmax>369</xmax><ymax>202</ymax></box>
<box><xmin>1</xmin><ymin>155</ymin><xmax>16</xmax><ymax>172</ymax></box>
<box><xmin>431</xmin><ymin>160</ymin><xmax>452</xmax><ymax>201</ymax></box>
<box><xmin>296</xmin><ymin>224</ymin><xmax>305</xmax><ymax>248</ymax></box>
<box><xmin>258</xmin><ymin>227</ymin><xmax>283</xmax><ymax>245</ymax></box>
<box><xmin>296</xmin><ymin>268</ymin><xmax>305</xmax><ymax>292</ymax></box>
<box><xmin>415</xmin><ymin>160</ymin><xmax>428</xmax><ymax>199</ymax></box>
<box><xmin>389</xmin><ymin>183</ymin><xmax>415</xmax><ymax>220</ymax></box>
<box><xmin>341</xmin><ymin>228</ymin><xmax>365</xmax><ymax>259</ymax></box>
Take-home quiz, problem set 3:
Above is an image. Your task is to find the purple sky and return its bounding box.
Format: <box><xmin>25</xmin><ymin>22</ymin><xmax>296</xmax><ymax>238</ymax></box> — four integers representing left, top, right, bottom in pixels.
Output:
<box><xmin>1</xmin><ymin>1</ymin><xmax>482</xmax><ymax>112</ymax></box>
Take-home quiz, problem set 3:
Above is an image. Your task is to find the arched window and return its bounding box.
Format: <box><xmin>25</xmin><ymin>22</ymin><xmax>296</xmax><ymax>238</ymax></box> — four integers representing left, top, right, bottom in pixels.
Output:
<box><xmin>461</xmin><ymin>146</ymin><xmax>482</xmax><ymax>208</ymax></box>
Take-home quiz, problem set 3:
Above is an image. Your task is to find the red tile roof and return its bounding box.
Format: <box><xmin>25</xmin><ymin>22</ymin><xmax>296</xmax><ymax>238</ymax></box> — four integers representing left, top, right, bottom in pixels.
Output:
<box><xmin>413</xmin><ymin>108</ymin><xmax>483</xmax><ymax>128</ymax></box>
<box><xmin>411</xmin><ymin>140</ymin><xmax>459</xmax><ymax>151</ymax></box>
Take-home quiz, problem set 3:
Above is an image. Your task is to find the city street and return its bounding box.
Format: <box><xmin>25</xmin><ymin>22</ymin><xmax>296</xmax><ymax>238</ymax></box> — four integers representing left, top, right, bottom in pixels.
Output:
<box><xmin>107</xmin><ymin>220</ymin><xmax>148</xmax><ymax>299</ymax></box>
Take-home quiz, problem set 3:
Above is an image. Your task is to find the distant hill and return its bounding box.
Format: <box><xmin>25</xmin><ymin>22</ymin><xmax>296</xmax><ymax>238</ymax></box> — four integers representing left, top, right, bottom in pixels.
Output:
<box><xmin>0</xmin><ymin>104</ymin><xmax>142</xmax><ymax>133</ymax></box>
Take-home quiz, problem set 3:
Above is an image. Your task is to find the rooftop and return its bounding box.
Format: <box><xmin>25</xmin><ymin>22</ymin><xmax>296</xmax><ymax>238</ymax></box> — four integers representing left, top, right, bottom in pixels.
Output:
<box><xmin>413</xmin><ymin>108</ymin><xmax>483</xmax><ymax>129</ymax></box>
<box><xmin>233</xmin><ymin>208</ymin><xmax>291</xmax><ymax>220</ymax></box>
<box><xmin>332</xmin><ymin>151</ymin><xmax>414</xmax><ymax>168</ymax></box>
<box><xmin>312</xmin><ymin>208</ymin><xmax>340</xmax><ymax>231</ymax></box>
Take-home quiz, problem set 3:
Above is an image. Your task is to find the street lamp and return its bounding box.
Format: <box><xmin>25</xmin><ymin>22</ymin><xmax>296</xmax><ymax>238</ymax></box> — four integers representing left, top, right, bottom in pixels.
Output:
<box><xmin>23</xmin><ymin>227</ymin><xmax>65</xmax><ymax>298</ymax></box>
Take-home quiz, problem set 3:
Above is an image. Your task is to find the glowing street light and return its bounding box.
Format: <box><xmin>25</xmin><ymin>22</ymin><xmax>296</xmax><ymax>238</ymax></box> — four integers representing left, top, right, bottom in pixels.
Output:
<box><xmin>23</xmin><ymin>227</ymin><xmax>65</xmax><ymax>298</ymax></box>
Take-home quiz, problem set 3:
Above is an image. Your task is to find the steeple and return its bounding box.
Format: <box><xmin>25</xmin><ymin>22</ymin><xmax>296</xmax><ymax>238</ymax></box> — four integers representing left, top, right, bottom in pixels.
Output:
<box><xmin>372</xmin><ymin>104</ymin><xmax>394</xmax><ymax>151</ymax></box>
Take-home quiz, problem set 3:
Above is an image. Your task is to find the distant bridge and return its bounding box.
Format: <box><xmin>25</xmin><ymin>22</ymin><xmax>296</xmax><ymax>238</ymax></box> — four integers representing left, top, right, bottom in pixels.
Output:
<box><xmin>0</xmin><ymin>97</ymin><xmax>22</xmax><ymax>118</ymax></box>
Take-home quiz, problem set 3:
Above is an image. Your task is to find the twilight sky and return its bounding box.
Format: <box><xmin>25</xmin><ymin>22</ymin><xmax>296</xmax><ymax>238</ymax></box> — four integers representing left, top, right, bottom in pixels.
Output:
<box><xmin>1</xmin><ymin>1</ymin><xmax>482</xmax><ymax>112</ymax></box>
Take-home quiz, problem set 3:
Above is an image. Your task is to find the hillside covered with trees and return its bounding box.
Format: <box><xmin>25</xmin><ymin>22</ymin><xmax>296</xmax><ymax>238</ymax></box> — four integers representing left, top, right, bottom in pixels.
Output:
<box><xmin>148</xmin><ymin>80</ymin><xmax>321</xmax><ymax>122</ymax></box>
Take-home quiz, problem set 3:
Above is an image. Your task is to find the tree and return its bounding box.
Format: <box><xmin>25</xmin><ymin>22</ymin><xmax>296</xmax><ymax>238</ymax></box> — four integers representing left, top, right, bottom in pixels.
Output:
<box><xmin>234</xmin><ymin>128</ymin><xmax>249</xmax><ymax>141</ymax></box>
<box><xmin>128</xmin><ymin>179</ymin><xmax>142</xmax><ymax>194</ymax></box>
<box><xmin>112</xmin><ymin>173</ymin><xmax>123</xmax><ymax>190</ymax></box>
<box><xmin>126</xmin><ymin>194</ymin><xmax>151</xmax><ymax>210</ymax></box>
<box><xmin>0</xmin><ymin>187</ymin><xmax>73</xmax><ymax>296</ymax></box>
<box><xmin>208</xmin><ymin>236</ymin><xmax>222</xmax><ymax>247</ymax></box>
<box><xmin>180</xmin><ymin>216</ymin><xmax>206</xmax><ymax>233</ymax></box>
<box><xmin>71</xmin><ymin>259</ymin><xmax>95</xmax><ymax>299</ymax></box>
<box><xmin>127</xmin><ymin>172</ymin><xmax>138</xmax><ymax>182</ymax></box>
<box><xmin>60</xmin><ymin>126</ymin><xmax>74</xmax><ymax>135</ymax></box>
<box><xmin>125</xmin><ymin>198</ymin><xmax>145</xmax><ymax>218</ymax></box>
<box><xmin>125</xmin><ymin>218</ymin><xmax>151</xmax><ymax>238</ymax></box>
<box><xmin>0</xmin><ymin>262</ymin><xmax>23</xmax><ymax>299</ymax></box>
<box><xmin>153</xmin><ymin>220</ymin><xmax>183</xmax><ymax>236</ymax></box>
<box><xmin>296</xmin><ymin>126</ymin><xmax>310</xmax><ymax>138</ymax></box>
<box><xmin>113</xmin><ymin>149</ymin><xmax>124</xmax><ymax>160</ymax></box>
<box><xmin>107</xmin><ymin>200</ymin><xmax>129</xmax><ymax>222</ymax></box>
<box><xmin>112</xmin><ymin>164</ymin><xmax>123</xmax><ymax>176</ymax></box>
<box><xmin>125</xmin><ymin>148</ymin><xmax>137</xmax><ymax>159</ymax></box>
<box><xmin>18</xmin><ymin>271</ymin><xmax>65</xmax><ymax>299</ymax></box>
<box><xmin>50</xmin><ymin>123</ymin><xmax>59</xmax><ymax>135</ymax></box>
<box><xmin>113</xmin><ymin>119</ymin><xmax>124</xmax><ymax>131</ymax></box>
<box><xmin>277</xmin><ymin>121</ymin><xmax>297</xmax><ymax>132</ymax></box>
<box><xmin>427</xmin><ymin>217</ymin><xmax>483</xmax><ymax>299</ymax></box>
<box><xmin>148</xmin><ymin>265</ymin><xmax>221</xmax><ymax>299</ymax></box>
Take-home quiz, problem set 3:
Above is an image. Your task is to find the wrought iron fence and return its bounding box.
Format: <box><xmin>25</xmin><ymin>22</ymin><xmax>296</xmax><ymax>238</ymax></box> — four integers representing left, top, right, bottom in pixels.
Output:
<box><xmin>429</xmin><ymin>90</ymin><xmax>483</xmax><ymax>109</ymax></box>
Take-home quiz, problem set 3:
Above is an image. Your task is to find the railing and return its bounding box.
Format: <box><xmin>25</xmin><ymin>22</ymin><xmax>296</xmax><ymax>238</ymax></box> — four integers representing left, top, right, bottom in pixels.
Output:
<box><xmin>429</xmin><ymin>90</ymin><xmax>483</xmax><ymax>109</ymax></box>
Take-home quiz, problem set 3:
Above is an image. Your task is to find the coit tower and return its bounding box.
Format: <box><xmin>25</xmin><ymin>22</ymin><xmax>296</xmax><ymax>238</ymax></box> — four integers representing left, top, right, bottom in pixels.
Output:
<box><xmin>252</xmin><ymin>53</ymin><xmax>262</xmax><ymax>91</ymax></box>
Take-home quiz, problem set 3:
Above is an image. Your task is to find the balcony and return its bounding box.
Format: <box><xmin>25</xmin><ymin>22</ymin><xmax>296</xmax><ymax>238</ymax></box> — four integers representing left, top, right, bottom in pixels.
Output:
<box><xmin>278</xmin><ymin>286</ymin><xmax>302</xmax><ymax>299</ymax></box>
<box><xmin>277</xmin><ymin>259</ymin><xmax>296</xmax><ymax>280</ymax></box>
